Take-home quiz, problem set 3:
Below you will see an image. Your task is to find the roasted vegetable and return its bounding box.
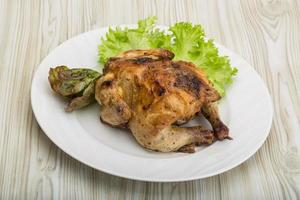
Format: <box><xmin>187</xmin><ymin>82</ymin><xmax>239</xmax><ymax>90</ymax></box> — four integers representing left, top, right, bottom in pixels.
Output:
<box><xmin>48</xmin><ymin>66</ymin><xmax>100</xmax><ymax>112</ymax></box>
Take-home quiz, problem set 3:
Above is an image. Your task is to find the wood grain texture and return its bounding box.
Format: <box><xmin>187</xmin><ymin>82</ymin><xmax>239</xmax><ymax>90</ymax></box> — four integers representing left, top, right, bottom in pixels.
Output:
<box><xmin>0</xmin><ymin>0</ymin><xmax>299</xmax><ymax>199</ymax></box>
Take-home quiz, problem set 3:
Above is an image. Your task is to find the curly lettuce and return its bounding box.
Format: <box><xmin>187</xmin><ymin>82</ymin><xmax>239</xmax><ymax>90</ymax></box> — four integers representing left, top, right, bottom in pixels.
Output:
<box><xmin>98</xmin><ymin>16</ymin><xmax>170</xmax><ymax>63</ymax></box>
<box><xmin>98</xmin><ymin>16</ymin><xmax>237</xmax><ymax>96</ymax></box>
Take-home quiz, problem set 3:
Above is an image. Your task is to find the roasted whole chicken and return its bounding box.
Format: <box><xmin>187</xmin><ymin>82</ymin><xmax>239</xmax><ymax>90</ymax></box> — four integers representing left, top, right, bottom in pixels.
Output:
<box><xmin>49</xmin><ymin>49</ymin><xmax>230</xmax><ymax>153</ymax></box>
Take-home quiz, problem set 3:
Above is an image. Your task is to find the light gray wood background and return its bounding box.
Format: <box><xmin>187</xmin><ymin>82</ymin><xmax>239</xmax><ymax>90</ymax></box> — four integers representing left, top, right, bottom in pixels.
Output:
<box><xmin>0</xmin><ymin>0</ymin><xmax>300</xmax><ymax>199</ymax></box>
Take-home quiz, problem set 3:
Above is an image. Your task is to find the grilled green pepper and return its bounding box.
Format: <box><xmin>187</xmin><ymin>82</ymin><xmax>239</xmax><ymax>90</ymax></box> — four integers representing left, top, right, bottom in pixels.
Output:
<box><xmin>48</xmin><ymin>66</ymin><xmax>100</xmax><ymax>112</ymax></box>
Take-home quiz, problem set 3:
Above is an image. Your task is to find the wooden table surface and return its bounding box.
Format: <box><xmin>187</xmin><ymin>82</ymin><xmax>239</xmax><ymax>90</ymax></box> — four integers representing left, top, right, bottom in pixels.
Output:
<box><xmin>1</xmin><ymin>0</ymin><xmax>300</xmax><ymax>199</ymax></box>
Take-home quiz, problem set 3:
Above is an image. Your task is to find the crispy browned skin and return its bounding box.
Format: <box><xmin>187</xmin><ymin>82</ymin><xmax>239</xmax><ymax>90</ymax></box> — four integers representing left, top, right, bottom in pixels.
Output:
<box><xmin>95</xmin><ymin>49</ymin><xmax>229</xmax><ymax>152</ymax></box>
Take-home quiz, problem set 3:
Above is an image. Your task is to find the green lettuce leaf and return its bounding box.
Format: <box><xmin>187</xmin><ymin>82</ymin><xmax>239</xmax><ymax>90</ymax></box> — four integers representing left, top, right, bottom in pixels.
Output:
<box><xmin>98</xmin><ymin>16</ymin><xmax>237</xmax><ymax>96</ymax></box>
<box><xmin>98</xmin><ymin>16</ymin><xmax>170</xmax><ymax>63</ymax></box>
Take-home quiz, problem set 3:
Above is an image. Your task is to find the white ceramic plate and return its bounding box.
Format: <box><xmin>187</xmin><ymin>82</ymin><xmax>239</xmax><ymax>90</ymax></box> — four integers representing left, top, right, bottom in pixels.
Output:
<box><xmin>31</xmin><ymin>25</ymin><xmax>273</xmax><ymax>182</ymax></box>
